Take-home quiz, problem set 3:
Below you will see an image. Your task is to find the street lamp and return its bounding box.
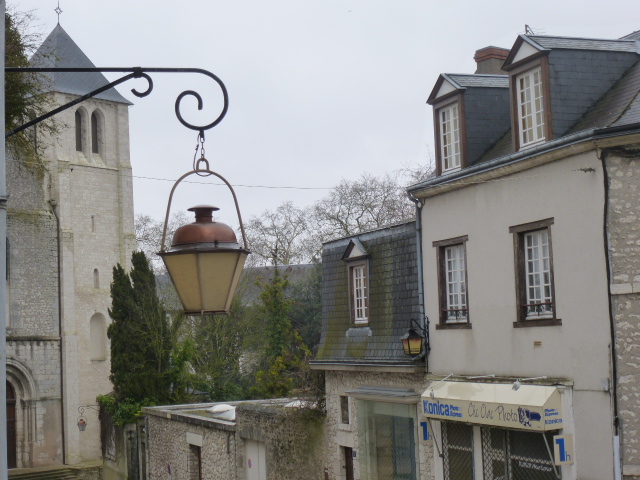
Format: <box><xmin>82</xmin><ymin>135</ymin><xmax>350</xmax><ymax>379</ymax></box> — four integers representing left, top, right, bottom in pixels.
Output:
<box><xmin>401</xmin><ymin>318</ymin><xmax>429</xmax><ymax>357</ymax></box>
<box><xmin>158</xmin><ymin>137</ymin><xmax>251</xmax><ymax>315</ymax></box>
<box><xmin>159</xmin><ymin>202</ymin><xmax>250</xmax><ymax>315</ymax></box>
<box><xmin>0</xmin><ymin>61</ymin><xmax>249</xmax><ymax>476</ymax></box>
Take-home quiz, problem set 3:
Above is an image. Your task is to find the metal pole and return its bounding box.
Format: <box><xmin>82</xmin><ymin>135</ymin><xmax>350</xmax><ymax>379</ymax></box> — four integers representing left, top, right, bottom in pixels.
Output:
<box><xmin>0</xmin><ymin>1</ymin><xmax>8</xmax><ymax>477</ymax></box>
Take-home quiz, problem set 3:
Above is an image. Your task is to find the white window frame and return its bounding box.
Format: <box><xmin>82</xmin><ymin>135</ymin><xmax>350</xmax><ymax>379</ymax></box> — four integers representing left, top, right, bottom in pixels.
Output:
<box><xmin>517</xmin><ymin>67</ymin><xmax>545</xmax><ymax>148</ymax></box>
<box><xmin>444</xmin><ymin>244</ymin><xmax>467</xmax><ymax>322</ymax></box>
<box><xmin>439</xmin><ymin>103</ymin><xmax>461</xmax><ymax>172</ymax></box>
<box><xmin>350</xmin><ymin>262</ymin><xmax>368</xmax><ymax>324</ymax></box>
<box><xmin>524</xmin><ymin>229</ymin><xmax>553</xmax><ymax>319</ymax></box>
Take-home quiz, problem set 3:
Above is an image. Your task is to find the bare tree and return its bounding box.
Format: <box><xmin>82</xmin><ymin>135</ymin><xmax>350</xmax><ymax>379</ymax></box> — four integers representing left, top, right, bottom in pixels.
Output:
<box><xmin>311</xmin><ymin>172</ymin><xmax>414</xmax><ymax>242</ymax></box>
<box><xmin>135</xmin><ymin>211</ymin><xmax>190</xmax><ymax>272</ymax></box>
<box><xmin>244</xmin><ymin>201</ymin><xmax>312</xmax><ymax>267</ymax></box>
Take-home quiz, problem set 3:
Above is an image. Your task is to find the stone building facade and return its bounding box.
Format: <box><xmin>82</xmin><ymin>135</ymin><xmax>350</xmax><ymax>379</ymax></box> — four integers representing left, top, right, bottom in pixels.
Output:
<box><xmin>5</xmin><ymin>24</ymin><xmax>135</xmax><ymax>469</ymax></box>
<box><xmin>311</xmin><ymin>222</ymin><xmax>434</xmax><ymax>480</ymax></box>
<box><xmin>143</xmin><ymin>400</ymin><xmax>326</xmax><ymax>480</ymax></box>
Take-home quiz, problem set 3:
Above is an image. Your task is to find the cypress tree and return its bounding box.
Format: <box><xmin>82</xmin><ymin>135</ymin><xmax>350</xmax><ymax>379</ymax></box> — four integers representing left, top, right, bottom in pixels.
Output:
<box><xmin>107</xmin><ymin>252</ymin><xmax>171</xmax><ymax>403</ymax></box>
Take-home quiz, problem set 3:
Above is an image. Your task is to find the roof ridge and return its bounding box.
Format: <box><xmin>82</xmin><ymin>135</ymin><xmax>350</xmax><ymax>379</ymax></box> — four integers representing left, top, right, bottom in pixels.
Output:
<box><xmin>447</xmin><ymin>73</ymin><xmax>507</xmax><ymax>78</ymax></box>
<box><xmin>528</xmin><ymin>34</ymin><xmax>635</xmax><ymax>43</ymax></box>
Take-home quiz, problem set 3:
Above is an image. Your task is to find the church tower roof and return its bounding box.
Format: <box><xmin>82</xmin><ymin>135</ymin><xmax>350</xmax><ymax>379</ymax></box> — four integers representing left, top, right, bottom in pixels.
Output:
<box><xmin>30</xmin><ymin>24</ymin><xmax>132</xmax><ymax>105</ymax></box>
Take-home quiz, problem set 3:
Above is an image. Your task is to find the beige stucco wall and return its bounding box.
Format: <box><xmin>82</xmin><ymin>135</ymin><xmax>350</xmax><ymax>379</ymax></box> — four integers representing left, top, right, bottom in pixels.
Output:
<box><xmin>325</xmin><ymin>370</ymin><xmax>433</xmax><ymax>480</ymax></box>
<box><xmin>420</xmin><ymin>150</ymin><xmax>614</xmax><ymax>479</ymax></box>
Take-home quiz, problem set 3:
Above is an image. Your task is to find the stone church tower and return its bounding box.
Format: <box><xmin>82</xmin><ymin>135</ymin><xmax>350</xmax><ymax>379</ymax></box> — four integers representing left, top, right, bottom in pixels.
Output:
<box><xmin>5</xmin><ymin>23</ymin><xmax>135</xmax><ymax>468</ymax></box>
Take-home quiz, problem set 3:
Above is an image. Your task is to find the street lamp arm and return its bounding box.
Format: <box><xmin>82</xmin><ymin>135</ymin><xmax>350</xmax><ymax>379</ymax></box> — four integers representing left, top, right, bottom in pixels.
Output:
<box><xmin>4</xmin><ymin>67</ymin><xmax>229</xmax><ymax>138</ymax></box>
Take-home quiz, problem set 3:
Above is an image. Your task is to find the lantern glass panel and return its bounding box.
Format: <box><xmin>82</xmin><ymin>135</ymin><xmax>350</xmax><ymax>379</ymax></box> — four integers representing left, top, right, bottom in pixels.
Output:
<box><xmin>163</xmin><ymin>249</ymin><xmax>247</xmax><ymax>314</ymax></box>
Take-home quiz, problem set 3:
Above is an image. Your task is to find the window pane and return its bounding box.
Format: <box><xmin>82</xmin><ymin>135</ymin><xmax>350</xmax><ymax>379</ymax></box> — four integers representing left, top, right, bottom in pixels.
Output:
<box><xmin>359</xmin><ymin>402</ymin><xmax>417</xmax><ymax>480</ymax></box>
<box><xmin>444</xmin><ymin>244</ymin><xmax>467</xmax><ymax>321</ymax></box>
<box><xmin>352</xmin><ymin>264</ymin><xmax>368</xmax><ymax>322</ymax></box>
<box><xmin>440</xmin><ymin>104</ymin><xmax>461</xmax><ymax>171</ymax></box>
<box><xmin>518</xmin><ymin>67</ymin><xmax>545</xmax><ymax>147</ymax></box>
<box><xmin>524</xmin><ymin>229</ymin><xmax>553</xmax><ymax>318</ymax></box>
<box><xmin>443</xmin><ymin>422</ymin><xmax>474</xmax><ymax>480</ymax></box>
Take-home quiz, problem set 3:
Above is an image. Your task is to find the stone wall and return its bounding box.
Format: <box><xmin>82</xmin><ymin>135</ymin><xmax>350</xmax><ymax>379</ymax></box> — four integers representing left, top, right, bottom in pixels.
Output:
<box><xmin>5</xmin><ymin>129</ymin><xmax>63</xmax><ymax>468</ymax></box>
<box><xmin>235</xmin><ymin>404</ymin><xmax>326</xmax><ymax>480</ymax></box>
<box><xmin>605</xmin><ymin>146</ymin><xmax>640</xmax><ymax>479</ymax></box>
<box><xmin>146</xmin><ymin>414</ymin><xmax>237</xmax><ymax>480</ymax></box>
<box><xmin>325</xmin><ymin>370</ymin><xmax>433</xmax><ymax>480</ymax></box>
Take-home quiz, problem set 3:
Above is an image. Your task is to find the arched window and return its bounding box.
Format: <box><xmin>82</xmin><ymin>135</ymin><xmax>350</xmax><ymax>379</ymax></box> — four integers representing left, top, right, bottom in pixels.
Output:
<box><xmin>93</xmin><ymin>269</ymin><xmax>99</xmax><ymax>289</ymax></box>
<box><xmin>90</xmin><ymin>314</ymin><xmax>107</xmax><ymax>361</ymax></box>
<box><xmin>75</xmin><ymin>110</ymin><xmax>84</xmax><ymax>152</ymax></box>
<box><xmin>91</xmin><ymin>112</ymin><xmax>99</xmax><ymax>154</ymax></box>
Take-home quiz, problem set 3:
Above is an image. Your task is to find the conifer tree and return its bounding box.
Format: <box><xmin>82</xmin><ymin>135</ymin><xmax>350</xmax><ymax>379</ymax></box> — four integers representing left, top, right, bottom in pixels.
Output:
<box><xmin>107</xmin><ymin>252</ymin><xmax>172</xmax><ymax>403</ymax></box>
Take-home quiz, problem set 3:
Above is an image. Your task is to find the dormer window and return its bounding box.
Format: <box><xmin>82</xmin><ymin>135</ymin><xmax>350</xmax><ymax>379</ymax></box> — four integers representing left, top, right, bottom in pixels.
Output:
<box><xmin>517</xmin><ymin>67</ymin><xmax>545</xmax><ymax>147</ymax></box>
<box><xmin>439</xmin><ymin>103</ymin><xmax>461</xmax><ymax>172</ymax></box>
<box><xmin>342</xmin><ymin>238</ymin><xmax>370</xmax><ymax>325</ymax></box>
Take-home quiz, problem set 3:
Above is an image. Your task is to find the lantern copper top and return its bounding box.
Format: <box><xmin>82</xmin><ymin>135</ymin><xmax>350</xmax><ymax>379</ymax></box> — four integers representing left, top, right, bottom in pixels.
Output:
<box><xmin>171</xmin><ymin>205</ymin><xmax>238</xmax><ymax>246</ymax></box>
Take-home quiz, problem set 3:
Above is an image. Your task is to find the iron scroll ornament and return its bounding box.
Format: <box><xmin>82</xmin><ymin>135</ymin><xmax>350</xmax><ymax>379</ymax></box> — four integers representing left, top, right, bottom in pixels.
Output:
<box><xmin>4</xmin><ymin>67</ymin><xmax>229</xmax><ymax>138</ymax></box>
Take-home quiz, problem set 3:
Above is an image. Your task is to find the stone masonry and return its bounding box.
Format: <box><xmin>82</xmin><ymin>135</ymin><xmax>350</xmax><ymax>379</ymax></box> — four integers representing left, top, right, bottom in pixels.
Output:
<box><xmin>325</xmin><ymin>371</ymin><xmax>433</xmax><ymax>480</ymax></box>
<box><xmin>605</xmin><ymin>145</ymin><xmax>640</xmax><ymax>479</ymax></box>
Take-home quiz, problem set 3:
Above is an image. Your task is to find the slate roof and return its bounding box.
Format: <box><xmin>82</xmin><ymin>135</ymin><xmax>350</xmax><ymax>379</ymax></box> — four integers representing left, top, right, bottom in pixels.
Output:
<box><xmin>526</xmin><ymin>35</ymin><xmax>638</xmax><ymax>53</ymax></box>
<box><xmin>30</xmin><ymin>24</ymin><xmax>131</xmax><ymax>105</ymax></box>
<box><xmin>621</xmin><ymin>30</ymin><xmax>640</xmax><ymax>41</ymax></box>
<box><xmin>413</xmin><ymin>30</ymin><xmax>640</xmax><ymax>194</ymax></box>
<box><xmin>444</xmin><ymin>74</ymin><xmax>508</xmax><ymax>89</ymax></box>
<box><xmin>313</xmin><ymin>222</ymin><xmax>421</xmax><ymax>367</ymax></box>
<box><xmin>569</xmin><ymin>60</ymin><xmax>640</xmax><ymax>132</ymax></box>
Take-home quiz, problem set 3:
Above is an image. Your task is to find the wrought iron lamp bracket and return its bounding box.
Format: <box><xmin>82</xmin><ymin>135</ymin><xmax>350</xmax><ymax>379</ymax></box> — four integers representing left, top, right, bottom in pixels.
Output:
<box><xmin>4</xmin><ymin>67</ymin><xmax>229</xmax><ymax>138</ymax></box>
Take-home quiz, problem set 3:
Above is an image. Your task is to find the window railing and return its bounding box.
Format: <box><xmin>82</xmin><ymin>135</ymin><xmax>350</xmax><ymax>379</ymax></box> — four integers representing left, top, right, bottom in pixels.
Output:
<box><xmin>523</xmin><ymin>302</ymin><xmax>553</xmax><ymax>319</ymax></box>
<box><xmin>444</xmin><ymin>308</ymin><xmax>468</xmax><ymax>322</ymax></box>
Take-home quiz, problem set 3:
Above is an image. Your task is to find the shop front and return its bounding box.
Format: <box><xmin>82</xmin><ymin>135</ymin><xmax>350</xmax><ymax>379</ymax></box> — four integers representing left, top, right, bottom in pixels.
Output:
<box><xmin>422</xmin><ymin>381</ymin><xmax>570</xmax><ymax>480</ymax></box>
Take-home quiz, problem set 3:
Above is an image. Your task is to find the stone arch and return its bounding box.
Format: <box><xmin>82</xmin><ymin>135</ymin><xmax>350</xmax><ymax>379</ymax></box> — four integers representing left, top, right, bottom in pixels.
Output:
<box><xmin>90</xmin><ymin>108</ymin><xmax>106</xmax><ymax>156</ymax></box>
<box><xmin>75</xmin><ymin>107</ymin><xmax>89</xmax><ymax>153</ymax></box>
<box><xmin>6</xmin><ymin>358</ymin><xmax>38</xmax><ymax>468</ymax></box>
<box><xmin>90</xmin><ymin>313</ymin><xmax>107</xmax><ymax>361</ymax></box>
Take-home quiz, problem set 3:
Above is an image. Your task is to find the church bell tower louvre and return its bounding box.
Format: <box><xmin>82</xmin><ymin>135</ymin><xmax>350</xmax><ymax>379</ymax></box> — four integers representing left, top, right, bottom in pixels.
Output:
<box><xmin>5</xmin><ymin>22</ymin><xmax>136</xmax><ymax>468</ymax></box>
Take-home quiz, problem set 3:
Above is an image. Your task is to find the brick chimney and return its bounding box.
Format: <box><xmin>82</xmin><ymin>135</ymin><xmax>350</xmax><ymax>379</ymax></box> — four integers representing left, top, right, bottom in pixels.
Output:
<box><xmin>474</xmin><ymin>46</ymin><xmax>510</xmax><ymax>74</ymax></box>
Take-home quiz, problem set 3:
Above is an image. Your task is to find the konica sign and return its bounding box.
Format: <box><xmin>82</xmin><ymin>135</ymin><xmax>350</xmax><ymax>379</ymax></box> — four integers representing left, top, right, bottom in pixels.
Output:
<box><xmin>421</xmin><ymin>381</ymin><xmax>563</xmax><ymax>431</ymax></box>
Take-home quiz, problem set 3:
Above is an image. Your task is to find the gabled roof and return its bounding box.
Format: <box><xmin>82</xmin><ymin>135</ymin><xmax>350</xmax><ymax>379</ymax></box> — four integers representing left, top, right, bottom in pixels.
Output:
<box><xmin>30</xmin><ymin>24</ymin><xmax>131</xmax><ymax>105</ymax></box>
<box><xmin>621</xmin><ymin>30</ymin><xmax>640</xmax><ymax>41</ymax></box>
<box><xmin>427</xmin><ymin>73</ymin><xmax>508</xmax><ymax>104</ymax></box>
<box><xmin>503</xmin><ymin>34</ymin><xmax>639</xmax><ymax>69</ymax></box>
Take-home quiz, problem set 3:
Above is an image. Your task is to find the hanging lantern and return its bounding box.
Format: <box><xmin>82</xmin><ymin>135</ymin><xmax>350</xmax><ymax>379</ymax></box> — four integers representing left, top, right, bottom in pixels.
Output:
<box><xmin>158</xmin><ymin>165</ymin><xmax>250</xmax><ymax>315</ymax></box>
<box><xmin>77</xmin><ymin>417</ymin><xmax>87</xmax><ymax>432</ymax></box>
<box><xmin>160</xmin><ymin>205</ymin><xmax>249</xmax><ymax>314</ymax></box>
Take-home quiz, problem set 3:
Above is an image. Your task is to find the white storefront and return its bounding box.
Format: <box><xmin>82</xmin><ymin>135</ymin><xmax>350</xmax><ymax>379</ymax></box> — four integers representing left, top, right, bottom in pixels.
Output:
<box><xmin>422</xmin><ymin>381</ymin><xmax>574</xmax><ymax>480</ymax></box>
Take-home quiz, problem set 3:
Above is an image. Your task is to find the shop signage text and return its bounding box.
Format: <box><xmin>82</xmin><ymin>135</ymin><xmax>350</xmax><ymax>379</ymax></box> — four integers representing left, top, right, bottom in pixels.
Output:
<box><xmin>423</xmin><ymin>398</ymin><xmax>562</xmax><ymax>431</ymax></box>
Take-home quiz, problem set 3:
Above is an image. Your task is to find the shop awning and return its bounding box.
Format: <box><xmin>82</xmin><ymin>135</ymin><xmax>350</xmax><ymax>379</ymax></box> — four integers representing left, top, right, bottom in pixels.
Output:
<box><xmin>421</xmin><ymin>381</ymin><xmax>563</xmax><ymax>431</ymax></box>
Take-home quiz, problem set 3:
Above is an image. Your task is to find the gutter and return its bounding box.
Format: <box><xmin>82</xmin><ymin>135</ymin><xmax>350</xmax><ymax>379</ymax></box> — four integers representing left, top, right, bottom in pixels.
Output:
<box><xmin>408</xmin><ymin>124</ymin><xmax>640</xmax><ymax>198</ymax></box>
<box><xmin>408</xmin><ymin>192</ymin><xmax>429</xmax><ymax>372</ymax></box>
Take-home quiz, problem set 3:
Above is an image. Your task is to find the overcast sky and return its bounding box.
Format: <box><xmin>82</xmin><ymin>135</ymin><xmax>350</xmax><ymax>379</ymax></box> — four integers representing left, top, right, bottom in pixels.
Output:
<box><xmin>13</xmin><ymin>0</ymin><xmax>640</xmax><ymax>226</ymax></box>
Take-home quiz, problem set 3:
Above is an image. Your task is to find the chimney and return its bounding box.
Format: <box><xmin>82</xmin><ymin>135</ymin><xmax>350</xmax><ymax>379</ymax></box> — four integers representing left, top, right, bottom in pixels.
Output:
<box><xmin>474</xmin><ymin>46</ymin><xmax>510</xmax><ymax>75</ymax></box>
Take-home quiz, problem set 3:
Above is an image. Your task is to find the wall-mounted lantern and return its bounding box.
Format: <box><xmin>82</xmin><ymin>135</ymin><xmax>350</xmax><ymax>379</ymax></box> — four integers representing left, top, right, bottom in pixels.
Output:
<box><xmin>401</xmin><ymin>318</ymin><xmax>429</xmax><ymax>357</ymax></box>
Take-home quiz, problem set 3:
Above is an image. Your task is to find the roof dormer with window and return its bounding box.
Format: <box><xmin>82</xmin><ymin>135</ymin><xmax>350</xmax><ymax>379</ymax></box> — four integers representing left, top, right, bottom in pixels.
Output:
<box><xmin>428</xmin><ymin>73</ymin><xmax>510</xmax><ymax>176</ymax></box>
<box><xmin>503</xmin><ymin>34</ymin><xmax>639</xmax><ymax>151</ymax></box>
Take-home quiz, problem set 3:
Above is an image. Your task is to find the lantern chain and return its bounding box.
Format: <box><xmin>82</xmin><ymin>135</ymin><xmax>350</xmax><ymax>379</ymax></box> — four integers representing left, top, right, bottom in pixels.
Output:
<box><xmin>193</xmin><ymin>131</ymin><xmax>211</xmax><ymax>175</ymax></box>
